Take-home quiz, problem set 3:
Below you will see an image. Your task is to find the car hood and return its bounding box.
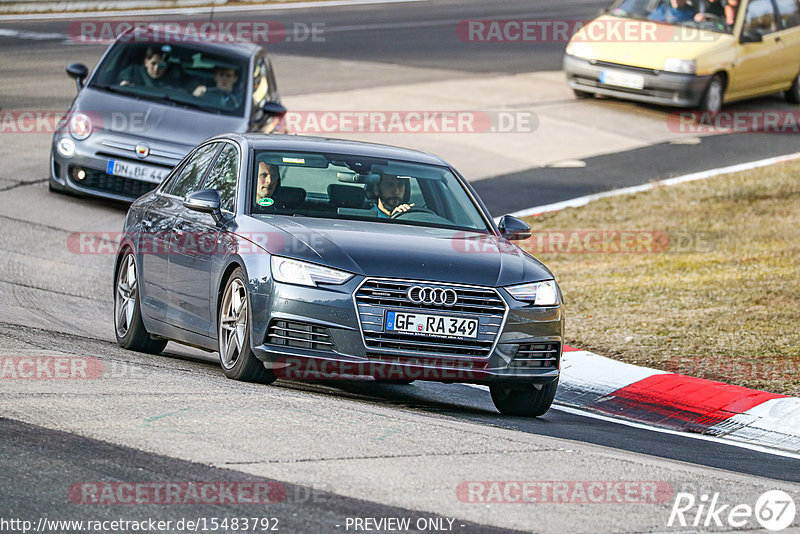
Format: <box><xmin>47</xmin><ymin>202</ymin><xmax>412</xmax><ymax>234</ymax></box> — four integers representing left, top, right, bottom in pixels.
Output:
<box><xmin>73</xmin><ymin>87</ymin><xmax>246</xmax><ymax>146</ymax></box>
<box><xmin>573</xmin><ymin>15</ymin><xmax>735</xmax><ymax>73</ymax></box>
<box><xmin>241</xmin><ymin>216</ymin><xmax>553</xmax><ymax>287</ymax></box>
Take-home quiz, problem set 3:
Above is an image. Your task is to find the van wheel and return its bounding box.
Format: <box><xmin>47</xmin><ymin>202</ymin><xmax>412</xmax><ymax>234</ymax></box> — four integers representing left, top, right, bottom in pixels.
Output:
<box><xmin>785</xmin><ymin>71</ymin><xmax>800</xmax><ymax>104</ymax></box>
<box><xmin>573</xmin><ymin>89</ymin><xmax>594</xmax><ymax>99</ymax></box>
<box><xmin>700</xmin><ymin>75</ymin><xmax>724</xmax><ymax>114</ymax></box>
<box><xmin>490</xmin><ymin>380</ymin><xmax>558</xmax><ymax>417</ymax></box>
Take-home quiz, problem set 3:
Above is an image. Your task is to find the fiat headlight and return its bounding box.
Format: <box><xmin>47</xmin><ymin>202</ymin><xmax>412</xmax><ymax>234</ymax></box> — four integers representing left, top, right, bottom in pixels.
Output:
<box><xmin>68</xmin><ymin>112</ymin><xmax>93</xmax><ymax>140</ymax></box>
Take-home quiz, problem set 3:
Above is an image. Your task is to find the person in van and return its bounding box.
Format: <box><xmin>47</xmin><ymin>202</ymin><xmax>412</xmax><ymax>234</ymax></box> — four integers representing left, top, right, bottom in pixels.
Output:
<box><xmin>649</xmin><ymin>0</ymin><xmax>696</xmax><ymax>22</ymax></box>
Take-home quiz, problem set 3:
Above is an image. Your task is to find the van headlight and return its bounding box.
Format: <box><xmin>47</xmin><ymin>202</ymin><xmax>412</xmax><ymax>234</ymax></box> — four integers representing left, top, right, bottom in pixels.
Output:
<box><xmin>566</xmin><ymin>42</ymin><xmax>595</xmax><ymax>61</ymax></box>
<box><xmin>663</xmin><ymin>58</ymin><xmax>696</xmax><ymax>74</ymax></box>
<box><xmin>271</xmin><ymin>256</ymin><xmax>353</xmax><ymax>287</ymax></box>
<box><xmin>505</xmin><ymin>280</ymin><xmax>559</xmax><ymax>306</ymax></box>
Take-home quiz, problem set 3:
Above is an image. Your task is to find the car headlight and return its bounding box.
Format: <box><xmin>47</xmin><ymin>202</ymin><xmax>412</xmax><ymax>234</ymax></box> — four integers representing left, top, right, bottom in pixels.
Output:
<box><xmin>270</xmin><ymin>256</ymin><xmax>353</xmax><ymax>287</ymax></box>
<box><xmin>56</xmin><ymin>137</ymin><xmax>75</xmax><ymax>158</ymax></box>
<box><xmin>68</xmin><ymin>113</ymin><xmax>92</xmax><ymax>140</ymax></box>
<box><xmin>663</xmin><ymin>58</ymin><xmax>696</xmax><ymax>74</ymax></box>
<box><xmin>565</xmin><ymin>42</ymin><xmax>594</xmax><ymax>61</ymax></box>
<box><xmin>505</xmin><ymin>280</ymin><xmax>559</xmax><ymax>305</ymax></box>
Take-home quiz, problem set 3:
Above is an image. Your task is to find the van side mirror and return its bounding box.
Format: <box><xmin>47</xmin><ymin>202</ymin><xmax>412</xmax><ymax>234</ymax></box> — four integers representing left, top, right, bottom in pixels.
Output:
<box><xmin>66</xmin><ymin>63</ymin><xmax>89</xmax><ymax>92</ymax></box>
<box><xmin>498</xmin><ymin>215</ymin><xmax>531</xmax><ymax>241</ymax></box>
<box><xmin>740</xmin><ymin>30</ymin><xmax>763</xmax><ymax>43</ymax></box>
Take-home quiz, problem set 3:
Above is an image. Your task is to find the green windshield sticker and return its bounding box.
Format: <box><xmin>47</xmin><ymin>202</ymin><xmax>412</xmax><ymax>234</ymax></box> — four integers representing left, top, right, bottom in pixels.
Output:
<box><xmin>258</xmin><ymin>198</ymin><xmax>274</xmax><ymax>206</ymax></box>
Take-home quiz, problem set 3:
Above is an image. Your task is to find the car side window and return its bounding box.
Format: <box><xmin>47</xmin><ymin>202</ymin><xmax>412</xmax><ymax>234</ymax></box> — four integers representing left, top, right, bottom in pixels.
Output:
<box><xmin>775</xmin><ymin>0</ymin><xmax>800</xmax><ymax>28</ymax></box>
<box><xmin>166</xmin><ymin>143</ymin><xmax>220</xmax><ymax>198</ymax></box>
<box><xmin>202</xmin><ymin>144</ymin><xmax>239</xmax><ymax>212</ymax></box>
<box><xmin>743</xmin><ymin>0</ymin><xmax>778</xmax><ymax>34</ymax></box>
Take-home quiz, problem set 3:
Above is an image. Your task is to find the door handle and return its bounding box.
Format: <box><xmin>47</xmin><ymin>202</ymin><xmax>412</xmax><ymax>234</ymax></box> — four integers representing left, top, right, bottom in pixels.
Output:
<box><xmin>775</xmin><ymin>36</ymin><xmax>782</xmax><ymax>42</ymax></box>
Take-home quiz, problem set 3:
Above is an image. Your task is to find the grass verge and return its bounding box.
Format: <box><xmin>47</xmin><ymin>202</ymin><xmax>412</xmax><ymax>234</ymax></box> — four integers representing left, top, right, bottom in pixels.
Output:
<box><xmin>521</xmin><ymin>159</ymin><xmax>800</xmax><ymax>396</ymax></box>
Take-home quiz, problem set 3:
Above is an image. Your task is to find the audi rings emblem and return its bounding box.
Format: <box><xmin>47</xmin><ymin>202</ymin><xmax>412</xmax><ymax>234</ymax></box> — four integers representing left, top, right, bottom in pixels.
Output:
<box><xmin>407</xmin><ymin>286</ymin><xmax>458</xmax><ymax>307</ymax></box>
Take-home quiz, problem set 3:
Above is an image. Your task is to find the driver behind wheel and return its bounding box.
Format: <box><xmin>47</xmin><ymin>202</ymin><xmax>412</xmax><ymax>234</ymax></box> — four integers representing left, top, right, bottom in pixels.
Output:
<box><xmin>694</xmin><ymin>0</ymin><xmax>737</xmax><ymax>26</ymax></box>
<box><xmin>370</xmin><ymin>174</ymin><xmax>414</xmax><ymax>218</ymax></box>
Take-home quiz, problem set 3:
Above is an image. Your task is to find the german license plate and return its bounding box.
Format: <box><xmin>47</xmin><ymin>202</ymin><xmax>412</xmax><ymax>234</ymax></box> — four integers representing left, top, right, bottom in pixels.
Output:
<box><xmin>107</xmin><ymin>159</ymin><xmax>169</xmax><ymax>184</ymax></box>
<box><xmin>599</xmin><ymin>70</ymin><xmax>645</xmax><ymax>90</ymax></box>
<box><xmin>385</xmin><ymin>311</ymin><xmax>478</xmax><ymax>339</ymax></box>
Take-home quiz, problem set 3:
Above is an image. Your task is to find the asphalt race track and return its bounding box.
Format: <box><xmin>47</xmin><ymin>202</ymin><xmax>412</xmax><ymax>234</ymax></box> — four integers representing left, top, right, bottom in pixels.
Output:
<box><xmin>1</xmin><ymin>1</ymin><xmax>799</xmax><ymax>532</ymax></box>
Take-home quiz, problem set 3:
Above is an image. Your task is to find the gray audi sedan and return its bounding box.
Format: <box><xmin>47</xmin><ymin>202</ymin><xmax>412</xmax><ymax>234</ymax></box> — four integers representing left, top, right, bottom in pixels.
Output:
<box><xmin>50</xmin><ymin>27</ymin><xmax>285</xmax><ymax>202</ymax></box>
<box><xmin>114</xmin><ymin>134</ymin><xmax>564</xmax><ymax>416</ymax></box>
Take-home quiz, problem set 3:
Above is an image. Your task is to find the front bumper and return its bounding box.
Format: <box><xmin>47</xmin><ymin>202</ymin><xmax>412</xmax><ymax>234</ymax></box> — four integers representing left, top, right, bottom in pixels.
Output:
<box><xmin>563</xmin><ymin>54</ymin><xmax>712</xmax><ymax>108</ymax></box>
<box><xmin>249</xmin><ymin>277</ymin><xmax>564</xmax><ymax>384</ymax></box>
<box><xmin>49</xmin><ymin>131</ymin><xmax>190</xmax><ymax>202</ymax></box>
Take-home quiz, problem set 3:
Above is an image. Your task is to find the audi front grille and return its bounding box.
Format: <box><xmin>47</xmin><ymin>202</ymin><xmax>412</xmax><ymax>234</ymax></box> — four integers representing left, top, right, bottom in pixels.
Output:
<box><xmin>354</xmin><ymin>278</ymin><xmax>507</xmax><ymax>358</ymax></box>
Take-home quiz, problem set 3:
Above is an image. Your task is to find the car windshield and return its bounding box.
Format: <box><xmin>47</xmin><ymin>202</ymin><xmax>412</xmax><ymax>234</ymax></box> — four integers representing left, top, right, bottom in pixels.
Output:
<box><xmin>89</xmin><ymin>42</ymin><xmax>247</xmax><ymax>116</ymax></box>
<box><xmin>250</xmin><ymin>151</ymin><xmax>491</xmax><ymax>233</ymax></box>
<box><xmin>608</xmin><ymin>0</ymin><xmax>739</xmax><ymax>33</ymax></box>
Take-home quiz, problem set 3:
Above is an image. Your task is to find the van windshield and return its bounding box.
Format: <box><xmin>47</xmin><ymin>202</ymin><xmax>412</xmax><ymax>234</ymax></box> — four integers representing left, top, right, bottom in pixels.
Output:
<box><xmin>608</xmin><ymin>0</ymin><xmax>739</xmax><ymax>33</ymax></box>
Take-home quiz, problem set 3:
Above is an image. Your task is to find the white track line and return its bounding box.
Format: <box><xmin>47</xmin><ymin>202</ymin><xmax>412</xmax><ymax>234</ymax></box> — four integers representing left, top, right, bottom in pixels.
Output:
<box><xmin>510</xmin><ymin>152</ymin><xmax>800</xmax><ymax>219</ymax></box>
<box><xmin>461</xmin><ymin>384</ymin><xmax>800</xmax><ymax>460</ymax></box>
<box><xmin>0</xmin><ymin>0</ymin><xmax>426</xmax><ymax>21</ymax></box>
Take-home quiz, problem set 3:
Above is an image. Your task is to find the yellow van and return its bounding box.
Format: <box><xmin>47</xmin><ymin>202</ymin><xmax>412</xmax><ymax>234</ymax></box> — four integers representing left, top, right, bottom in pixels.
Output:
<box><xmin>563</xmin><ymin>0</ymin><xmax>800</xmax><ymax>112</ymax></box>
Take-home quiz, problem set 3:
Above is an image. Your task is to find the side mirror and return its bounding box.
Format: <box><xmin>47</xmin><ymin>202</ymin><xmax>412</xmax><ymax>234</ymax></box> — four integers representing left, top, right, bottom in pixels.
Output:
<box><xmin>740</xmin><ymin>30</ymin><xmax>763</xmax><ymax>43</ymax></box>
<box><xmin>498</xmin><ymin>215</ymin><xmax>531</xmax><ymax>241</ymax></box>
<box><xmin>262</xmin><ymin>101</ymin><xmax>287</xmax><ymax>117</ymax></box>
<box><xmin>66</xmin><ymin>63</ymin><xmax>89</xmax><ymax>92</ymax></box>
<box><xmin>184</xmin><ymin>189</ymin><xmax>224</xmax><ymax>225</ymax></box>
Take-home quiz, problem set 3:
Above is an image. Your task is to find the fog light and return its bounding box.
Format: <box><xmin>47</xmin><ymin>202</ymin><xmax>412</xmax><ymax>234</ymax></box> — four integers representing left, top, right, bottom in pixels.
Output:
<box><xmin>56</xmin><ymin>138</ymin><xmax>75</xmax><ymax>158</ymax></box>
<box><xmin>70</xmin><ymin>167</ymin><xmax>86</xmax><ymax>181</ymax></box>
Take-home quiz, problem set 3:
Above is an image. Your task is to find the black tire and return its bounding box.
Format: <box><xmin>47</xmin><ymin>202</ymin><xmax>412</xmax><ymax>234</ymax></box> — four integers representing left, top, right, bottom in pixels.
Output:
<box><xmin>218</xmin><ymin>268</ymin><xmax>276</xmax><ymax>384</ymax></box>
<box><xmin>573</xmin><ymin>88</ymin><xmax>594</xmax><ymax>99</ymax></box>
<box><xmin>699</xmin><ymin>74</ymin><xmax>725</xmax><ymax>114</ymax></box>
<box><xmin>490</xmin><ymin>380</ymin><xmax>558</xmax><ymax>417</ymax></box>
<box><xmin>785</xmin><ymin>71</ymin><xmax>800</xmax><ymax>104</ymax></box>
<box><xmin>114</xmin><ymin>251</ymin><xmax>168</xmax><ymax>354</ymax></box>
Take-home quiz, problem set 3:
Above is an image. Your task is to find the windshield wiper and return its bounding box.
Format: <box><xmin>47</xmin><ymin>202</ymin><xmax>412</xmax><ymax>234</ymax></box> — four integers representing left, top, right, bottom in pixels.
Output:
<box><xmin>151</xmin><ymin>94</ymin><xmax>221</xmax><ymax>114</ymax></box>
<box><xmin>91</xmin><ymin>83</ymin><xmax>141</xmax><ymax>98</ymax></box>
